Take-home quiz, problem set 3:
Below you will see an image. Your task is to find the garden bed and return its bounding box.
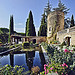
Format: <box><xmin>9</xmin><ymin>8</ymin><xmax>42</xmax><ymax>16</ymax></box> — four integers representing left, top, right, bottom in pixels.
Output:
<box><xmin>40</xmin><ymin>42</ymin><xmax>75</xmax><ymax>75</ymax></box>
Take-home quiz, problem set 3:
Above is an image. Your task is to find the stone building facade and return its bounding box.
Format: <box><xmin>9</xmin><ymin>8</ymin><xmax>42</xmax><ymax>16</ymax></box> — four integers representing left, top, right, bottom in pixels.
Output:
<box><xmin>47</xmin><ymin>10</ymin><xmax>64</xmax><ymax>37</ymax></box>
<box><xmin>57</xmin><ymin>26</ymin><xmax>75</xmax><ymax>45</ymax></box>
<box><xmin>47</xmin><ymin>10</ymin><xmax>75</xmax><ymax>45</ymax></box>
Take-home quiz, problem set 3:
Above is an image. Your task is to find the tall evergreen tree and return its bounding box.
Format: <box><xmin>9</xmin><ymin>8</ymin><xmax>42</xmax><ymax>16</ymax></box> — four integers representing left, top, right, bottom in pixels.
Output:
<box><xmin>53</xmin><ymin>0</ymin><xmax>69</xmax><ymax>15</ymax></box>
<box><xmin>70</xmin><ymin>14</ymin><xmax>74</xmax><ymax>27</ymax></box>
<box><xmin>25</xmin><ymin>11</ymin><xmax>36</xmax><ymax>36</ymax></box>
<box><xmin>10</xmin><ymin>15</ymin><xmax>14</xmax><ymax>35</ymax></box>
<box><xmin>38</xmin><ymin>12</ymin><xmax>47</xmax><ymax>36</ymax></box>
<box><xmin>44</xmin><ymin>0</ymin><xmax>51</xmax><ymax>17</ymax></box>
<box><xmin>8</xmin><ymin>15</ymin><xmax>14</xmax><ymax>43</ymax></box>
<box><xmin>38</xmin><ymin>0</ymin><xmax>51</xmax><ymax>36</ymax></box>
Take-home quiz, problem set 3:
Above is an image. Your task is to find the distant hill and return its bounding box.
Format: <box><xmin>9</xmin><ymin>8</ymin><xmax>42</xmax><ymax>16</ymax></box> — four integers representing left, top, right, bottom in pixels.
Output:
<box><xmin>0</xmin><ymin>28</ymin><xmax>9</xmax><ymax>34</ymax></box>
<box><xmin>0</xmin><ymin>28</ymin><xmax>9</xmax><ymax>43</ymax></box>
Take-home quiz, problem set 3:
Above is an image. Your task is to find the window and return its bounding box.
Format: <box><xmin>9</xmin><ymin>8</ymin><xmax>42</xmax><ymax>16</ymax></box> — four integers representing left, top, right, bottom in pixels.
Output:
<box><xmin>49</xmin><ymin>27</ymin><xmax>51</xmax><ymax>31</ymax></box>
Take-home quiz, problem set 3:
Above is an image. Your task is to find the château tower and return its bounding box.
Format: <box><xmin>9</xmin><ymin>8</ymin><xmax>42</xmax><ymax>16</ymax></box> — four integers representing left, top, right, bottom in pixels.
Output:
<box><xmin>47</xmin><ymin>10</ymin><xmax>64</xmax><ymax>37</ymax></box>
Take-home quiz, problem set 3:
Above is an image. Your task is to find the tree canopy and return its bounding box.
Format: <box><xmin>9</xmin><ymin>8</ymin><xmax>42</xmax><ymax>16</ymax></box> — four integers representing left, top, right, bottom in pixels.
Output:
<box><xmin>8</xmin><ymin>15</ymin><xmax>14</xmax><ymax>43</ymax></box>
<box><xmin>25</xmin><ymin>11</ymin><xmax>36</xmax><ymax>36</ymax></box>
<box><xmin>70</xmin><ymin>14</ymin><xmax>75</xmax><ymax>27</ymax></box>
<box><xmin>38</xmin><ymin>12</ymin><xmax>47</xmax><ymax>36</ymax></box>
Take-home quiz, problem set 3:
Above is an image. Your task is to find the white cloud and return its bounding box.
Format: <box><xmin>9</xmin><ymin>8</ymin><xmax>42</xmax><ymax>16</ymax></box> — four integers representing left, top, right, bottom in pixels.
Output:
<box><xmin>15</xmin><ymin>23</ymin><xmax>23</xmax><ymax>26</ymax></box>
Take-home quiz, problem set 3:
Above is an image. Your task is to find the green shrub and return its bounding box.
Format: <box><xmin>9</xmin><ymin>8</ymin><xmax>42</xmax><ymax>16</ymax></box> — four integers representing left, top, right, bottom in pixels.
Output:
<box><xmin>50</xmin><ymin>41</ymin><xmax>52</xmax><ymax>43</ymax></box>
<box><xmin>15</xmin><ymin>44</ymin><xmax>21</xmax><ymax>47</ymax></box>
<box><xmin>60</xmin><ymin>41</ymin><xmax>66</xmax><ymax>48</ymax></box>
<box><xmin>9</xmin><ymin>45</ymin><xmax>15</xmax><ymax>49</ymax></box>
<box><xmin>0</xmin><ymin>42</ymin><xmax>2</xmax><ymax>43</ymax></box>
<box><xmin>72</xmin><ymin>45</ymin><xmax>75</xmax><ymax>47</ymax></box>
<box><xmin>30</xmin><ymin>41</ymin><xmax>33</xmax><ymax>46</ymax></box>
<box><xmin>22</xmin><ymin>42</ymin><xmax>30</xmax><ymax>49</ymax></box>
<box><xmin>50</xmin><ymin>40</ymin><xmax>60</xmax><ymax>44</ymax></box>
<box><xmin>0</xmin><ymin>64</ymin><xmax>30</xmax><ymax>75</ymax></box>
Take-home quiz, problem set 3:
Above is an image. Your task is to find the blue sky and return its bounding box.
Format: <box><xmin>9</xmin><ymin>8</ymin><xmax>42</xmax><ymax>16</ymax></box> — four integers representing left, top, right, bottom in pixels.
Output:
<box><xmin>0</xmin><ymin>0</ymin><xmax>75</xmax><ymax>34</ymax></box>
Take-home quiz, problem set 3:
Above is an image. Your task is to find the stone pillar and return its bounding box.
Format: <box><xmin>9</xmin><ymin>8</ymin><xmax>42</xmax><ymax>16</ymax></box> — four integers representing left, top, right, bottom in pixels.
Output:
<box><xmin>17</xmin><ymin>38</ymin><xmax>18</xmax><ymax>44</ymax></box>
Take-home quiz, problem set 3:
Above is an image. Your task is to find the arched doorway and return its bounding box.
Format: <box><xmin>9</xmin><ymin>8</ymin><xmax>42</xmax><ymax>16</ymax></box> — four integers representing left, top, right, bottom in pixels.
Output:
<box><xmin>64</xmin><ymin>36</ymin><xmax>71</xmax><ymax>46</ymax></box>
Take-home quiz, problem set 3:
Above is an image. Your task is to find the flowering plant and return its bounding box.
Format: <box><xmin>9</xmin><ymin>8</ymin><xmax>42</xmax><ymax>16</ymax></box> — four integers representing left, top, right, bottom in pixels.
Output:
<box><xmin>40</xmin><ymin>62</ymin><xmax>70</xmax><ymax>75</ymax></box>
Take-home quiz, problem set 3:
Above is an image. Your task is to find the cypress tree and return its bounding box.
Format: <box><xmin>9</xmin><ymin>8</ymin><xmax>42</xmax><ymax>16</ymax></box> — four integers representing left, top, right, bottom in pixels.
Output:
<box><xmin>70</xmin><ymin>14</ymin><xmax>74</xmax><ymax>27</ymax></box>
<box><xmin>25</xmin><ymin>11</ymin><xmax>36</xmax><ymax>36</ymax></box>
<box><xmin>10</xmin><ymin>15</ymin><xmax>14</xmax><ymax>35</ymax></box>
<box><xmin>38</xmin><ymin>12</ymin><xmax>47</xmax><ymax>36</ymax></box>
<box><xmin>8</xmin><ymin>15</ymin><xmax>14</xmax><ymax>43</ymax></box>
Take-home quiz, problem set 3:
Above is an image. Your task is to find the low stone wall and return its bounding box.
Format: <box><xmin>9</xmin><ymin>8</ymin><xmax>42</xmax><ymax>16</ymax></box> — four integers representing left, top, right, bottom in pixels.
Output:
<box><xmin>41</xmin><ymin>45</ymin><xmax>50</xmax><ymax>64</ymax></box>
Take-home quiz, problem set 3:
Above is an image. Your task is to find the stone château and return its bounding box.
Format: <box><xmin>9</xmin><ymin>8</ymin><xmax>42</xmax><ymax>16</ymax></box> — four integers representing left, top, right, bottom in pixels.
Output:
<box><xmin>47</xmin><ymin>9</ymin><xmax>75</xmax><ymax>46</ymax></box>
<box><xmin>47</xmin><ymin>10</ymin><xmax>64</xmax><ymax>37</ymax></box>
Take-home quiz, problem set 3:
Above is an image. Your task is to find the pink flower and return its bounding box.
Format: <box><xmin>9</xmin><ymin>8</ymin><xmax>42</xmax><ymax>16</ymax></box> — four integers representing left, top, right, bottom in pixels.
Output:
<box><xmin>50</xmin><ymin>67</ymin><xmax>53</xmax><ymax>70</ymax></box>
<box><xmin>71</xmin><ymin>50</ymin><xmax>72</xmax><ymax>52</ymax></box>
<box><xmin>45</xmin><ymin>71</ymin><xmax>46</xmax><ymax>75</ymax></box>
<box><xmin>62</xmin><ymin>73</ymin><xmax>63</xmax><ymax>74</ymax></box>
<box><xmin>44</xmin><ymin>64</ymin><xmax>48</xmax><ymax>67</ymax></box>
<box><xmin>62</xmin><ymin>64</ymin><xmax>64</xmax><ymax>67</ymax></box>
<box><xmin>56</xmin><ymin>72</ymin><xmax>58</xmax><ymax>73</ymax></box>
<box><xmin>66</xmin><ymin>65</ymin><xmax>68</xmax><ymax>68</ymax></box>
<box><xmin>44</xmin><ymin>64</ymin><xmax>47</xmax><ymax>67</ymax></box>
<box><xmin>44</xmin><ymin>67</ymin><xmax>46</xmax><ymax>70</ymax></box>
<box><xmin>60</xmin><ymin>65</ymin><xmax>62</xmax><ymax>66</ymax></box>
<box><xmin>64</xmin><ymin>49</ymin><xmax>68</xmax><ymax>52</ymax></box>
<box><xmin>47</xmin><ymin>70</ymin><xmax>49</xmax><ymax>73</ymax></box>
<box><xmin>66</xmin><ymin>74</ymin><xmax>68</xmax><ymax>75</ymax></box>
<box><xmin>63</xmin><ymin>63</ymin><xmax>67</xmax><ymax>66</ymax></box>
<box><xmin>45</xmin><ymin>69</ymin><xmax>46</xmax><ymax>72</ymax></box>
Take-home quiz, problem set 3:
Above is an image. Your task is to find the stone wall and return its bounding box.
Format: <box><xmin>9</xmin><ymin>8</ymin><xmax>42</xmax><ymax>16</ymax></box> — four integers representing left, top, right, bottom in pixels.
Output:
<box><xmin>47</xmin><ymin>10</ymin><xmax>64</xmax><ymax>38</ymax></box>
<box><xmin>22</xmin><ymin>36</ymin><xmax>47</xmax><ymax>44</ymax></box>
<box><xmin>57</xmin><ymin>26</ymin><xmax>75</xmax><ymax>45</ymax></box>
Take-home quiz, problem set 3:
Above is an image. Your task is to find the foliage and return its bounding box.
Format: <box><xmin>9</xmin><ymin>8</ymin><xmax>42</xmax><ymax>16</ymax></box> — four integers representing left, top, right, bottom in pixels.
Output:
<box><xmin>40</xmin><ymin>62</ymin><xmax>70</xmax><ymax>75</ymax></box>
<box><xmin>25</xmin><ymin>11</ymin><xmax>36</xmax><ymax>36</ymax></box>
<box><xmin>38</xmin><ymin>12</ymin><xmax>47</xmax><ymax>36</ymax></box>
<box><xmin>50</xmin><ymin>40</ymin><xmax>60</xmax><ymax>44</ymax></box>
<box><xmin>0</xmin><ymin>42</ymin><xmax>2</xmax><ymax>43</ymax></box>
<box><xmin>8</xmin><ymin>15</ymin><xmax>14</xmax><ymax>43</ymax></box>
<box><xmin>15</xmin><ymin>44</ymin><xmax>21</xmax><ymax>47</ymax></box>
<box><xmin>22</xmin><ymin>42</ymin><xmax>30</xmax><ymax>49</ymax></box>
<box><xmin>53</xmin><ymin>0</ymin><xmax>69</xmax><ymax>15</ymax></box>
<box><xmin>60</xmin><ymin>41</ymin><xmax>67</xmax><ymax>48</ymax></box>
<box><xmin>17</xmin><ymin>32</ymin><xmax>25</xmax><ymax>36</ymax></box>
<box><xmin>70</xmin><ymin>14</ymin><xmax>75</xmax><ymax>27</ymax></box>
<box><xmin>44</xmin><ymin>0</ymin><xmax>51</xmax><ymax>16</ymax></box>
<box><xmin>9</xmin><ymin>45</ymin><xmax>15</xmax><ymax>49</ymax></box>
<box><xmin>41</xmin><ymin>42</ymin><xmax>55</xmax><ymax>56</ymax></box>
<box><xmin>0</xmin><ymin>64</ymin><xmax>30</xmax><ymax>75</ymax></box>
<box><xmin>9</xmin><ymin>44</ymin><xmax>22</xmax><ymax>50</ymax></box>
<box><xmin>0</xmin><ymin>28</ymin><xmax>9</xmax><ymax>34</ymax></box>
<box><xmin>41</xmin><ymin>43</ymin><xmax>75</xmax><ymax>75</ymax></box>
<box><xmin>0</xmin><ymin>33</ymin><xmax>8</xmax><ymax>44</ymax></box>
<box><xmin>9</xmin><ymin>15</ymin><xmax>14</xmax><ymax>35</ymax></box>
